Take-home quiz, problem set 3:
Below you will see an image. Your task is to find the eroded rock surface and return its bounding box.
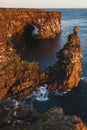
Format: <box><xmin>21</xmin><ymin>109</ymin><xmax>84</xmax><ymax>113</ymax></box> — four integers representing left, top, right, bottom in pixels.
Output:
<box><xmin>47</xmin><ymin>26</ymin><xmax>82</xmax><ymax>90</ymax></box>
<box><xmin>0</xmin><ymin>100</ymin><xmax>87</xmax><ymax>130</ymax></box>
<box><xmin>0</xmin><ymin>26</ymin><xmax>82</xmax><ymax>100</ymax></box>
<box><xmin>0</xmin><ymin>8</ymin><xmax>82</xmax><ymax>101</ymax></box>
<box><xmin>0</xmin><ymin>8</ymin><xmax>61</xmax><ymax>39</ymax></box>
<box><xmin>0</xmin><ymin>8</ymin><xmax>61</xmax><ymax>100</ymax></box>
<box><xmin>0</xmin><ymin>10</ymin><xmax>84</xmax><ymax>129</ymax></box>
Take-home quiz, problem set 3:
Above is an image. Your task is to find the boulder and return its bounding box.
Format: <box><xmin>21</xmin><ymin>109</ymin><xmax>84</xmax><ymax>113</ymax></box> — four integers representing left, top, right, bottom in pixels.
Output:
<box><xmin>0</xmin><ymin>99</ymin><xmax>39</xmax><ymax>128</ymax></box>
<box><xmin>0</xmin><ymin>100</ymin><xmax>86</xmax><ymax>130</ymax></box>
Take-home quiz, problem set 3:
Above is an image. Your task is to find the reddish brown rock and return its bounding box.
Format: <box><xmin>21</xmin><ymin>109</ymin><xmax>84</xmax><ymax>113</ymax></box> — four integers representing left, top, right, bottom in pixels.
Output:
<box><xmin>47</xmin><ymin>26</ymin><xmax>82</xmax><ymax>90</ymax></box>
<box><xmin>0</xmin><ymin>8</ymin><xmax>61</xmax><ymax>100</ymax></box>
<box><xmin>0</xmin><ymin>8</ymin><xmax>61</xmax><ymax>39</ymax></box>
<box><xmin>0</xmin><ymin>25</ymin><xmax>82</xmax><ymax>100</ymax></box>
<box><xmin>0</xmin><ymin>18</ymin><xmax>85</xmax><ymax>129</ymax></box>
<box><xmin>0</xmin><ymin>8</ymin><xmax>82</xmax><ymax>101</ymax></box>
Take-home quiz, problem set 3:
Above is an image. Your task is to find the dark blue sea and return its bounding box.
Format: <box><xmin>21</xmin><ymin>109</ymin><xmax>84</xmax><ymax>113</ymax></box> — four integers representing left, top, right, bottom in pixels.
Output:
<box><xmin>24</xmin><ymin>9</ymin><xmax>87</xmax><ymax>124</ymax></box>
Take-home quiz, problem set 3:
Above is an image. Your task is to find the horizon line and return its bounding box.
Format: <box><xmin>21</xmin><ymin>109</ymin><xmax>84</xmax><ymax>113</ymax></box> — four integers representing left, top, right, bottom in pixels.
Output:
<box><xmin>0</xmin><ymin>7</ymin><xmax>87</xmax><ymax>9</ymax></box>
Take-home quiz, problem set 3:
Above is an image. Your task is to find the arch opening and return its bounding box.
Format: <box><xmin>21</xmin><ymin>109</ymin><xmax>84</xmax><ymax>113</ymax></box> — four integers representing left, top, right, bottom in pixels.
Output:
<box><xmin>22</xmin><ymin>24</ymin><xmax>39</xmax><ymax>42</ymax></box>
<box><xmin>12</xmin><ymin>24</ymin><xmax>60</xmax><ymax>70</ymax></box>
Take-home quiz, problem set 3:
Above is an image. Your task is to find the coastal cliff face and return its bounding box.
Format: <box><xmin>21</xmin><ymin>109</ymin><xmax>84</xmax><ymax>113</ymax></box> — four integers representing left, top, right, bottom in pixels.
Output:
<box><xmin>0</xmin><ymin>9</ymin><xmax>85</xmax><ymax>130</ymax></box>
<box><xmin>0</xmin><ymin>8</ymin><xmax>61</xmax><ymax>100</ymax></box>
<box><xmin>0</xmin><ymin>24</ymin><xmax>82</xmax><ymax>101</ymax></box>
<box><xmin>0</xmin><ymin>9</ymin><xmax>82</xmax><ymax>101</ymax></box>
<box><xmin>47</xmin><ymin>26</ymin><xmax>82</xmax><ymax>90</ymax></box>
<box><xmin>0</xmin><ymin>9</ymin><xmax>61</xmax><ymax>39</ymax></box>
<box><xmin>0</xmin><ymin>20</ymin><xmax>82</xmax><ymax>100</ymax></box>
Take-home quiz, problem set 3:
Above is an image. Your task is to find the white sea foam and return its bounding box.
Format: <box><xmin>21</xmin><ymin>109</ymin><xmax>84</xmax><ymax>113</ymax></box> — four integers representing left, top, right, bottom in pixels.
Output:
<box><xmin>12</xmin><ymin>99</ymin><xmax>20</xmax><ymax>108</ymax></box>
<box><xmin>55</xmin><ymin>89</ymin><xmax>71</xmax><ymax>96</ymax></box>
<box><xmin>35</xmin><ymin>86</ymin><xmax>49</xmax><ymax>101</ymax></box>
<box><xmin>24</xmin><ymin>84</ymin><xmax>49</xmax><ymax>102</ymax></box>
<box><xmin>80</xmin><ymin>76</ymin><xmax>87</xmax><ymax>82</ymax></box>
<box><xmin>32</xmin><ymin>25</ymin><xmax>38</xmax><ymax>36</ymax></box>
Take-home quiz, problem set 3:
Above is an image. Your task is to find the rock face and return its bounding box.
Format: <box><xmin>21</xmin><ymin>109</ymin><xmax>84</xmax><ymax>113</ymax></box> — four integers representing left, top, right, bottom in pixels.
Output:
<box><xmin>0</xmin><ymin>9</ymin><xmax>61</xmax><ymax>39</ymax></box>
<box><xmin>0</xmin><ymin>26</ymin><xmax>82</xmax><ymax>100</ymax></box>
<box><xmin>0</xmin><ymin>8</ymin><xmax>82</xmax><ymax>100</ymax></box>
<box><xmin>0</xmin><ymin>100</ymin><xmax>87</xmax><ymax>130</ymax></box>
<box><xmin>0</xmin><ymin>8</ymin><xmax>61</xmax><ymax>100</ymax></box>
<box><xmin>0</xmin><ymin>11</ymin><xmax>84</xmax><ymax>129</ymax></box>
<box><xmin>0</xmin><ymin>99</ymin><xmax>39</xmax><ymax>128</ymax></box>
<box><xmin>47</xmin><ymin>26</ymin><xmax>82</xmax><ymax>90</ymax></box>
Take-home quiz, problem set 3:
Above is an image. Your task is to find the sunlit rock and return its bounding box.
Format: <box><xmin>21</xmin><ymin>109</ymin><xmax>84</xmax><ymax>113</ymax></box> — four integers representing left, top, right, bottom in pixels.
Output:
<box><xmin>48</xmin><ymin>26</ymin><xmax>82</xmax><ymax>90</ymax></box>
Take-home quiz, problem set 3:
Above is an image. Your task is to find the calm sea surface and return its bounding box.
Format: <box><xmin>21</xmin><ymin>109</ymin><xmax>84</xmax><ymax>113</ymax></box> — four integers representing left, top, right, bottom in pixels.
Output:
<box><xmin>24</xmin><ymin>9</ymin><xmax>87</xmax><ymax>124</ymax></box>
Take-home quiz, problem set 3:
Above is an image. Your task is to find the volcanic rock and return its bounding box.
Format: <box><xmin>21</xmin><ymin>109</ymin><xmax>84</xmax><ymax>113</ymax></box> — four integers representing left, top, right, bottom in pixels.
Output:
<box><xmin>47</xmin><ymin>26</ymin><xmax>82</xmax><ymax>90</ymax></box>
<box><xmin>0</xmin><ymin>100</ymin><xmax>87</xmax><ymax>130</ymax></box>
<box><xmin>0</xmin><ymin>8</ymin><xmax>61</xmax><ymax>39</ymax></box>
<box><xmin>0</xmin><ymin>25</ymin><xmax>82</xmax><ymax>100</ymax></box>
<box><xmin>0</xmin><ymin>9</ymin><xmax>82</xmax><ymax>100</ymax></box>
<box><xmin>0</xmin><ymin>8</ymin><xmax>61</xmax><ymax>100</ymax></box>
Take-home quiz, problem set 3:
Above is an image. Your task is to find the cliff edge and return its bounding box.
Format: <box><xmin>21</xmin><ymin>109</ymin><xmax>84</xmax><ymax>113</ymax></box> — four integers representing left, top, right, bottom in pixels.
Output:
<box><xmin>0</xmin><ymin>8</ymin><xmax>61</xmax><ymax>39</ymax></box>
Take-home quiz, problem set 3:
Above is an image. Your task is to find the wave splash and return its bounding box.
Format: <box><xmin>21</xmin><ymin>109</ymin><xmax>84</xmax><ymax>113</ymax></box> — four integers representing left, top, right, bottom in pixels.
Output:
<box><xmin>80</xmin><ymin>76</ymin><xmax>87</xmax><ymax>82</ymax></box>
<box><xmin>24</xmin><ymin>84</ymin><xmax>49</xmax><ymax>102</ymax></box>
<box><xmin>36</xmin><ymin>86</ymin><xmax>48</xmax><ymax>101</ymax></box>
<box><xmin>54</xmin><ymin>89</ymin><xmax>71</xmax><ymax>97</ymax></box>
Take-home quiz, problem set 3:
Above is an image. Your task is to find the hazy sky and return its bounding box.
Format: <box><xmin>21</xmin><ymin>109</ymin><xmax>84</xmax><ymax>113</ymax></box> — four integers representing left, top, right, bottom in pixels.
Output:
<box><xmin>0</xmin><ymin>0</ymin><xmax>87</xmax><ymax>8</ymax></box>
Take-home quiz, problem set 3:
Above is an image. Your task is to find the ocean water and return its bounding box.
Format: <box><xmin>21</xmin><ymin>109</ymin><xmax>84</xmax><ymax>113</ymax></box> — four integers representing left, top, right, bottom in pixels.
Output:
<box><xmin>24</xmin><ymin>9</ymin><xmax>87</xmax><ymax>124</ymax></box>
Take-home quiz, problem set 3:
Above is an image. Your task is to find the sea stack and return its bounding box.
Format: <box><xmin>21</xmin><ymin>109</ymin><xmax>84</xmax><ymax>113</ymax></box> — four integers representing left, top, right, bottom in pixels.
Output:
<box><xmin>48</xmin><ymin>26</ymin><xmax>82</xmax><ymax>90</ymax></box>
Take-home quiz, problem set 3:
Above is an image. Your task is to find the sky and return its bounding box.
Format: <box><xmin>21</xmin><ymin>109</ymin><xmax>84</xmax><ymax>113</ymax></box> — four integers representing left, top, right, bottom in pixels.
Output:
<box><xmin>0</xmin><ymin>0</ymin><xmax>87</xmax><ymax>8</ymax></box>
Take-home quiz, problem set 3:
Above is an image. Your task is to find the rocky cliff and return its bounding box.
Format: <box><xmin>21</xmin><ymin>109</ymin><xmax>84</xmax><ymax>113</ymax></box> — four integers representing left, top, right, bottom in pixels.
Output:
<box><xmin>0</xmin><ymin>9</ymin><xmax>85</xmax><ymax>130</ymax></box>
<box><xmin>0</xmin><ymin>8</ymin><xmax>82</xmax><ymax>101</ymax></box>
<box><xmin>47</xmin><ymin>26</ymin><xmax>82</xmax><ymax>91</ymax></box>
<box><xmin>0</xmin><ymin>8</ymin><xmax>61</xmax><ymax>100</ymax></box>
<box><xmin>0</xmin><ymin>25</ymin><xmax>82</xmax><ymax>100</ymax></box>
<box><xmin>0</xmin><ymin>9</ymin><xmax>61</xmax><ymax>39</ymax></box>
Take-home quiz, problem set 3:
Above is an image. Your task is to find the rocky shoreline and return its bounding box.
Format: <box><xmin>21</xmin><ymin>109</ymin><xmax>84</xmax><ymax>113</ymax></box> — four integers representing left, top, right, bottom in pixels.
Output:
<box><xmin>0</xmin><ymin>99</ymin><xmax>87</xmax><ymax>130</ymax></box>
<box><xmin>0</xmin><ymin>8</ymin><xmax>86</xmax><ymax>129</ymax></box>
<box><xmin>47</xmin><ymin>26</ymin><xmax>82</xmax><ymax>91</ymax></box>
<box><xmin>0</xmin><ymin>9</ymin><xmax>82</xmax><ymax>100</ymax></box>
<box><xmin>0</xmin><ymin>8</ymin><xmax>61</xmax><ymax>100</ymax></box>
<box><xmin>0</xmin><ymin>25</ymin><xmax>82</xmax><ymax>100</ymax></box>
